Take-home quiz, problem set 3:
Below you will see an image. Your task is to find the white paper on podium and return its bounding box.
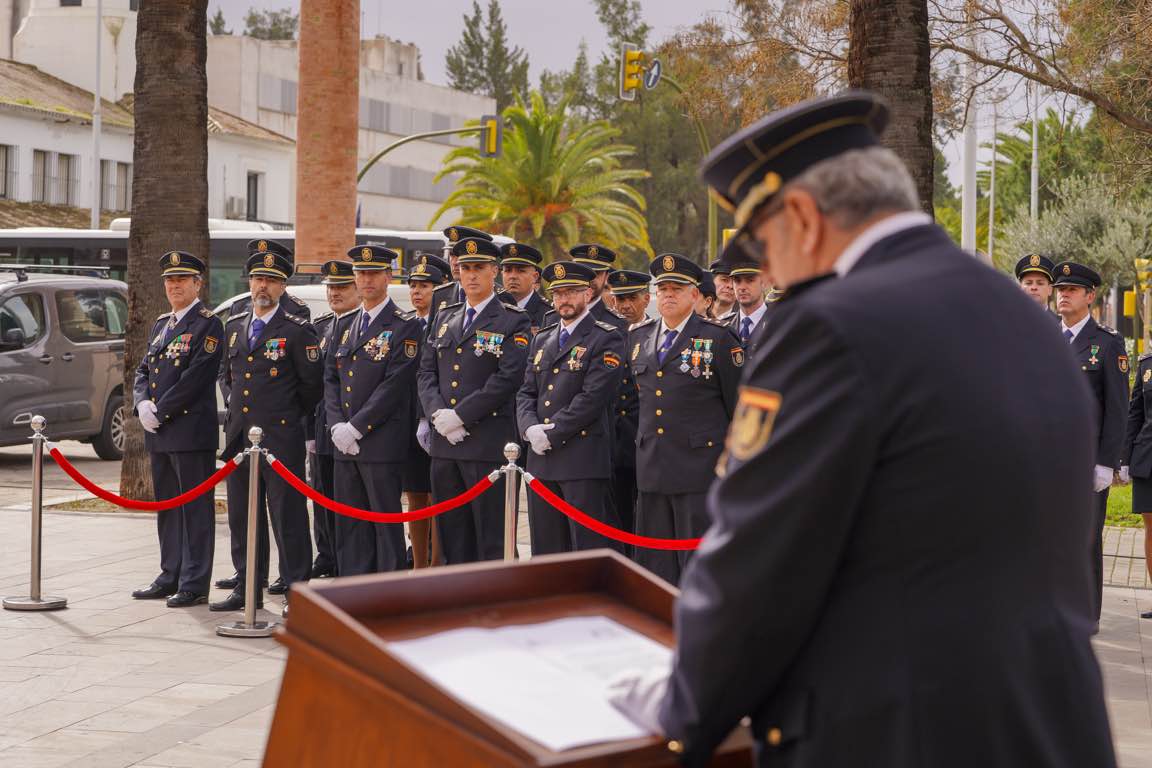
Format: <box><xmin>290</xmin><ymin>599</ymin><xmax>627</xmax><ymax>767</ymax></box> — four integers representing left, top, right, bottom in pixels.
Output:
<box><xmin>387</xmin><ymin>615</ymin><xmax>672</xmax><ymax>751</ymax></box>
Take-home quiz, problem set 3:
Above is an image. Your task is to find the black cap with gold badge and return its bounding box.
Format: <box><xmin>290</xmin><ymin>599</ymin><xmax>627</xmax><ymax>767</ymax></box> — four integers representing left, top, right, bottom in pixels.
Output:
<box><xmin>699</xmin><ymin>270</ymin><xmax>717</xmax><ymax>299</ymax></box>
<box><xmin>246</xmin><ymin>249</ymin><xmax>293</xmax><ymax>280</ymax></box>
<box><xmin>608</xmin><ymin>269</ymin><xmax>651</xmax><ymax>296</ymax></box>
<box><xmin>248</xmin><ymin>238</ymin><xmax>294</xmax><ymax>262</ymax></box>
<box><xmin>1014</xmin><ymin>254</ymin><xmax>1055</xmax><ymax>282</ymax></box>
<box><xmin>452</xmin><ymin>237</ymin><xmax>501</xmax><ymax>264</ymax></box>
<box><xmin>729</xmin><ymin>259</ymin><xmax>761</xmax><ymax>278</ymax></box>
<box><xmin>159</xmin><ymin>250</ymin><xmax>205</xmax><ymax>277</ymax></box>
<box><xmin>443</xmin><ymin>226</ymin><xmax>494</xmax><ymax>246</ymax></box>
<box><xmin>542</xmin><ymin>260</ymin><xmax>596</xmax><ymax>289</ymax></box>
<box><xmin>708</xmin><ymin>259</ymin><xmax>732</xmax><ymax>276</ymax></box>
<box><xmin>500</xmin><ymin>242</ymin><xmax>543</xmax><ymax>271</ymax></box>
<box><xmin>650</xmin><ymin>253</ymin><xmax>704</xmax><ymax>286</ymax></box>
<box><xmin>348</xmin><ymin>244</ymin><xmax>399</xmax><ymax>271</ymax></box>
<box><xmin>700</xmin><ymin>91</ymin><xmax>890</xmax><ymax>262</ymax></box>
<box><xmin>408</xmin><ymin>252</ymin><xmax>450</xmax><ymax>284</ymax></box>
<box><xmin>320</xmin><ymin>260</ymin><xmax>355</xmax><ymax>285</ymax></box>
<box><xmin>570</xmin><ymin>243</ymin><xmax>617</xmax><ymax>272</ymax></box>
<box><xmin>1052</xmin><ymin>261</ymin><xmax>1101</xmax><ymax>290</ymax></box>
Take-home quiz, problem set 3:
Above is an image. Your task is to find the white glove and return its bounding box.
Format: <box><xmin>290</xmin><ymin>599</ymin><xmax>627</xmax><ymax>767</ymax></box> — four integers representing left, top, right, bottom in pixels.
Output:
<box><xmin>432</xmin><ymin>409</ymin><xmax>465</xmax><ymax>436</ymax></box>
<box><xmin>524</xmin><ymin>423</ymin><xmax>556</xmax><ymax>455</ymax></box>
<box><xmin>331</xmin><ymin>422</ymin><xmax>363</xmax><ymax>455</ymax></box>
<box><xmin>1094</xmin><ymin>464</ymin><xmax>1114</xmax><ymax>493</ymax></box>
<box><xmin>306</xmin><ymin>439</ymin><xmax>316</xmax><ymax>454</ymax></box>
<box><xmin>606</xmin><ymin>666</ymin><xmax>669</xmax><ymax>735</ymax></box>
<box><xmin>136</xmin><ymin>400</ymin><xmax>159</xmax><ymax>433</ymax></box>
<box><xmin>445</xmin><ymin>426</ymin><xmax>469</xmax><ymax>445</ymax></box>
<box><xmin>1119</xmin><ymin>466</ymin><xmax>1131</xmax><ymax>485</ymax></box>
<box><xmin>417</xmin><ymin>419</ymin><xmax>432</xmax><ymax>454</ymax></box>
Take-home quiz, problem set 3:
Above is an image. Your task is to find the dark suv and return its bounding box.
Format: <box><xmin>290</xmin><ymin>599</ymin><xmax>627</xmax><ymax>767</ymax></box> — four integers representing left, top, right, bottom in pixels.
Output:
<box><xmin>0</xmin><ymin>265</ymin><xmax>128</xmax><ymax>459</ymax></box>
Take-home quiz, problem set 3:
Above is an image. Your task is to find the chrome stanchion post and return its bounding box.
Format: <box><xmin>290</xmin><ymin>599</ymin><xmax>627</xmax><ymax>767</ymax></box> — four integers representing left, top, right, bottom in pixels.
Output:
<box><xmin>4</xmin><ymin>416</ymin><xmax>67</xmax><ymax>611</ymax></box>
<box><xmin>217</xmin><ymin>427</ymin><xmax>278</xmax><ymax>638</ymax></box>
<box><xmin>502</xmin><ymin>442</ymin><xmax>520</xmax><ymax>562</ymax></box>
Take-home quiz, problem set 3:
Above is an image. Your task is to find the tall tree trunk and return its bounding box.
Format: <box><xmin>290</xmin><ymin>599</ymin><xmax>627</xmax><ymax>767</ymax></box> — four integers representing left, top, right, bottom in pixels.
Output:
<box><xmin>120</xmin><ymin>1</ymin><xmax>210</xmax><ymax>499</ymax></box>
<box><xmin>297</xmin><ymin>0</ymin><xmax>359</xmax><ymax>264</ymax></box>
<box><xmin>847</xmin><ymin>0</ymin><xmax>935</xmax><ymax>215</ymax></box>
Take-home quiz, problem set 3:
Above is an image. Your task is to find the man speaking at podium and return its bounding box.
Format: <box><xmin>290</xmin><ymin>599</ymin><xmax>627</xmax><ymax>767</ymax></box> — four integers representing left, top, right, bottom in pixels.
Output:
<box><xmin>611</xmin><ymin>92</ymin><xmax>1115</xmax><ymax>767</ymax></box>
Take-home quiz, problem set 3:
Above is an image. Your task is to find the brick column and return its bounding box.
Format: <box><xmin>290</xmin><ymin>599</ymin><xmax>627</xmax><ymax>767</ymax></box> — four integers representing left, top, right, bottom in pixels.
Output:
<box><xmin>296</xmin><ymin>0</ymin><xmax>359</xmax><ymax>263</ymax></box>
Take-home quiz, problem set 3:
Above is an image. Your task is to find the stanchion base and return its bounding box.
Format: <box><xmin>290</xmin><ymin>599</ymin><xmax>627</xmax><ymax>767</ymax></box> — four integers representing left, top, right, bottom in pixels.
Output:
<box><xmin>3</xmin><ymin>596</ymin><xmax>67</xmax><ymax>611</ymax></box>
<box><xmin>216</xmin><ymin>620</ymin><xmax>279</xmax><ymax>638</ymax></box>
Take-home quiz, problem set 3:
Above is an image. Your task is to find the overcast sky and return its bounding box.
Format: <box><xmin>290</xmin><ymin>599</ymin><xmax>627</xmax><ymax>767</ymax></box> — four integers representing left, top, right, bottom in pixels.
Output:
<box><xmin>212</xmin><ymin>0</ymin><xmax>724</xmax><ymax>86</ymax></box>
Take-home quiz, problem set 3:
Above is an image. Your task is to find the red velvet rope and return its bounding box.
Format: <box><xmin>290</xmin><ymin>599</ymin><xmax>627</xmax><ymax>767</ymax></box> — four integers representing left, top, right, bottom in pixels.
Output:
<box><xmin>267</xmin><ymin>456</ymin><xmax>494</xmax><ymax>522</ymax></box>
<box><xmin>48</xmin><ymin>447</ymin><xmax>239</xmax><ymax>512</ymax></box>
<box><xmin>527</xmin><ymin>477</ymin><xmax>701</xmax><ymax>551</ymax></box>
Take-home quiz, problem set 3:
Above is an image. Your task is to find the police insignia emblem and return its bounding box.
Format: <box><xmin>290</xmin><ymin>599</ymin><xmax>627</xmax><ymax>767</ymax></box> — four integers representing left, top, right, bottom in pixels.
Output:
<box><xmin>229</xmin><ymin>331</ymin><xmax>237</xmax><ymax>348</ymax></box>
<box><xmin>508</xmin><ymin>244</ymin><xmax>518</xmax><ymax>257</ymax></box>
<box><xmin>404</xmin><ymin>339</ymin><xmax>418</xmax><ymax>358</ymax></box>
<box><xmin>727</xmin><ymin>387</ymin><xmax>781</xmax><ymax>461</ymax></box>
<box><xmin>1063</xmin><ymin>264</ymin><xmax>1071</xmax><ymax>276</ymax></box>
<box><xmin>1145</xmin><ymin>369</ymin><xmax>1151</xmax><ymax>384</ymax></box>
<box><xmin>306</xmin><ymin>345</ymin><xmax>319</xmax><ymax>362</ymax></box>
<box><xmin>762</xmin><ymin>171</ymin><xmax>782</xmax><ymax>195</ymax></box>
<box><xmin>588</xmin><ymin>245</ymin><xmax>599</xmax><ymax>258</ymax></box>
<box><xmin>632</xmin><ymin>342</ymin><xmax>640</xmax><ymax>361</ymax></box>
<box><xmin>204</xmin><ymin>336</ymin><xmax>218</xmax><ymax>354</ymax></box>
<box><xmin>361</xmin><ymin>247</ymin><xmax>372</xmax><ymax>261</ymax></box>
<box><xmin>1029</xmin><ymin>254</ymin><xmax>1040</xmax><ymax>267</ymax></box>
<box><xmin>257</xmin><ymin>240</ymin><xmax>268</xmax><ymax>253</ymax></box>
<box><xmin>662</xmin><ymin>255</ymin><xmax>675</xmax><ymax>271</ymax></box>
<box><xmin>169</xmin><ymin>253</ymin><xmax>180</xmax><ymax>266</ymax></box>
<box><xmin>329</xmin><ymin>263</ymin><xmax>338</xmax><ymax>275</ymax></box>
<box><xmin>1120</xmin><ymin>355</ymin><xmax>1130</xmax><ymax>373</ymax></box>
<box><xmin>419</xmin><ymin>254</ymin><xmax>428</xmax><ymax>265</ymax></box>
<box><xmin>465</xmin><ymin>240</ymin><xmax>478</xmax><ymax>255</ymax></box>
<box><xmin>555</xmin><ymin>264</ymin><xmax>566</xmax><ymax>279</ymax></box>
<box><xmin>263</xmin><ymin>254</ymin><xmax>274</xmax><ymax>268</ymax></box>
<box><xmin>414</xmin><ymin>264</ymin><xmax>427</xmax><ymax>276</ymax></box>
<box><xmin>269</xmin><ymin>367</ymin><xmax>278</xmax><ymax>377</ymax></box>
<box><xmin>438</xmin><ymin>323</ymin><xmax>448</xmax><ymax>338</ymax></box>
<box><xmin>448</xmin><ymin>228</ymin><xmax>459</xmax><ymax>242</ymax></box>
<box><xmin>340</xmin><ymin>329</ymin><xmax>350</xmax><ymax>345</ymax></box>
<box><xmin>731</xmin><ymin>347</ymin><xmax>745</xmax><ymax>367</ymax></box>
<box><xmin>533</xmin><ymin>349</ymin><xmax>543</xmax><ymax>366</ymax></box>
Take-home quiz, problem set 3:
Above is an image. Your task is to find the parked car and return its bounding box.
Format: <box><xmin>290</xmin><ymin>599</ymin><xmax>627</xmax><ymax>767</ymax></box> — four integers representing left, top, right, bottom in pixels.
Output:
<box><xmin>0</xmin><ymin>265</ymin><xmax>128</xmax><ymax>459</ymax></box>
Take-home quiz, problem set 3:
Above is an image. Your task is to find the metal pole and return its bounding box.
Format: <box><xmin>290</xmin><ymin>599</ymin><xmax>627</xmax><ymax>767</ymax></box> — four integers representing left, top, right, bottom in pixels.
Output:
<box><xmin>988</xmin><ymin>102</ymin><xmax>997</xmax><ymax>262</ymax></box>
<box><xmin>1030</xmin><ymin>82</ymin><xmax>1040</xmax><ymax>223</ymax></box>
<box><xmin>502</xmin><ymin>442</ymin><xmax>520</xmax><ymax>561</ymax></box>
<box><xmin>90</xmin><ymin>0</ymin><xmax>103</xmax><ymax>229</ymax></box>
<box><xmin>4</xmin><ymin>416</ymin><xmax>67</xmax><ymax>611</ymax></box>
<box><xmin>217</xmin><ymin>427</ymin><xmax>278</xmax><ymax>638</ymax></box>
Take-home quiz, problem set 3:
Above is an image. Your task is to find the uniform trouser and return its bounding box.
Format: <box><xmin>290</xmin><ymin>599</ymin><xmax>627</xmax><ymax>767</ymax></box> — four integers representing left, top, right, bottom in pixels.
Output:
<box><xmin>527</xmin><ymin>478</ymin><xmax>623</xmax><ymax>556</ymax></box>
<box><xmin>226</xmin><ymin>443</ymin><xmax>312</xmax><ymax>589</ymax></box>
<box><xmin>432</xmin><ymin>458</ymin><xmax>505</xmax><ymax>564</ymax></box>
<box><xmin>150</xmin><ymin>450</ymin><xmax>216</xmax><ymax>595</ymax></box>
<box><xmin>310</xmin><ymin>451</ymin><xmax>337</xmax><ymax>574</ymax></box>
<box><xmin>612</xmin><ymin>464</ymin><xmax>637</xmax><ymax>557</ymax></box>
<box><xmin>635</xmin><ymin>491</ymin><xmax>709</xmax><ymax>586</ymax></box>
<box><xmin>1092</xmin><ymin>488</ymin><xmax>1108</xmax><ymax>621</ymax></box>
<box><xmin>333</xmin><ymin>460</ymin><xmax>406</xmax><ymax>575</ymax></box>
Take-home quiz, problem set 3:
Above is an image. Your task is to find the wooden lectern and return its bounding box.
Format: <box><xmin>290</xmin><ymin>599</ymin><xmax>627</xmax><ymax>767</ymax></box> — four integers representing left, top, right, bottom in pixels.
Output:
<box><xmin>264</xmin><ymin>550</ymin><xmax>753</xmax><ymax>767</ymax></box>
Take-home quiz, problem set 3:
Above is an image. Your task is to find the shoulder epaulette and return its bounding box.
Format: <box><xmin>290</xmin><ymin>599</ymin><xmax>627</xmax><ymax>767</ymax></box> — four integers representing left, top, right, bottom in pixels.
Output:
<box><xmin>155</xmin><ymin>311</ymin><xmax>172</xmax><ymax>320</ymax></box>
<box><xmin>312</xmin><ymin>311</ymin><xmax>334</xmax><ymax>324</ymax></box>
<box><xmin>631</xmin><ymin>317</ymin><xmax>657</xmax><ymax>330</ymax></box>
<box><xmin>198</xmin><ymin>306</ymin><xmax>214</xmax><ymax>319</ymax></box>
<box><xmin>441</xmin><ymin>301</ymin><xmax>464</xmax><ymax>311</ymax></box>
<box><xmin>501</xmin><ymin>303</ymin><xmax>527</xmax><ymax>313</ymax></box>
<box><xmin>594</xmin><ymin>320</ymin><xmax>619</xmax><ymax>333</ymax></box>
<box><xmin>1139</xmin><ymin>351</ymin><xmax>1152</xmax><ymax>361</ymax></box>
<box><xmin>225</xmin><ymin>312</ymin><xmax>248</xmax><ymax>324</ymax></box>
<box><xmin>537</xmin><ymin>322</ymin><xmax>559</xmax><ymax>334</ymax></box>
<box><xmin>284</xmin><ymin>292</ymin><xmax>308</xmax><ymax>307</ymax></box>
<box><xmin>282</xmin><ymin>312</ymin><xmax>307</xmax><ymax>325</ymax></box>
<box><xmin>395</xmin><ymin>308</ymin><xmax>417</xmax><ymax>320</ymax></box>
<box><xmin>700</xmin><ymin>316</ymin><xmax>730</xmax><ymax>328</ymax></box>
<box><xmin>433</xmin><ymin>282</ymin><xmax>456</xmax><ymax>293</ymax></box>
<box><xmin>1099</xmin><ymin>324</ymin><xmax>1120</xmax><ymax>336</ymax></box>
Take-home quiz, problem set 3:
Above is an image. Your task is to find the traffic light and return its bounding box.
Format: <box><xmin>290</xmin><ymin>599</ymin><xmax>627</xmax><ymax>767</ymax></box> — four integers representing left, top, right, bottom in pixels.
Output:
<box><xmin>479</xmin><ymin>115</ymin><xmax>502</xmax><ymax>158</ymax></box>
<box><xmin>1125</xmin><ymin>290</ymin><xmax>1137</xmax><ymax>318</ymax></box>
<box><xmin>619</xmin><ymin>43</ymin><xmax>645</xmax><ymax>102</ymax></box>
<box><xmin>1136</xmin><ymin>258</ymin><xmax>1152</xmax><ymax>286</ymax></box>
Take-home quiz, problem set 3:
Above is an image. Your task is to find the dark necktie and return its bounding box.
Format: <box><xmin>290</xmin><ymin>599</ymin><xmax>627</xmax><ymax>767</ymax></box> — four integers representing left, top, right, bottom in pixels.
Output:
<box><xmin>162</xmin><ymin>316</ymin><xmax>178</xmax><ymax>345</ymax></box>
<box><xmin>463</xmin><ymin>306</ymin><xmax>477</xmax><ymax>333</ymax></box>
<box><xmin>360</xmin><ymin>311</ymin><xmax>372</xmax><ymax>340</ymax></box>
<box><xmin>558</xmin><ymin>327</ymin><xmax>570</xmax><ymax>350</ymax></box>
<box><xmin>657</xmin><ymin>329</ymin><xmax>678</xmax><ymax>364</ymax></box>
<box><xmin>1063</xmin><ymin>328</ymin><xmax>1074</xmax><ymax>344</ymax></box>
<box><xmin>740</xmin><ymin>316</ymin><xmax>753</xmax><ymax>344</ymax></box>
<box><xmin>248</xmin><ymin>318</ymin><xmax>265</xmax><ymax>351</ymax></box>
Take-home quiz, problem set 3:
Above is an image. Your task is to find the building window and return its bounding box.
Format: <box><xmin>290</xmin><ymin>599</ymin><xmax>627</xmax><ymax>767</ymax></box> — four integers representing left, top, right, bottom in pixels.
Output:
<box><xmin>60</xmin><ymin>0</ymin><xmax>82</xmax><ymax>6</ymax></box>
<box><xmin>100</xmin><ymin>160</ymin><xmax>132</xmax><ymax>211</ymax></box>
<box><xmin>246</xmin><ymin>172</ymin><xmax>261</xmax><ymax>221</ymax></box>
<box><xmin>55</xmin><ymin>153</ymin><xmax>78</xmax><ymax>205</ymax></box>
<box><xmin>0</xmin><ymin>145</ymin><xmax>15</xmax><ymax>200</ymax></box>
<box><xmin>129</xmin><ymin>0</ymin><xmax>138</xmax><ymax>10</ymax></box>
<box><xmin>31</xmin><ymin>150</ymin><xmax>48</xmax><ymax>203</ymax></box>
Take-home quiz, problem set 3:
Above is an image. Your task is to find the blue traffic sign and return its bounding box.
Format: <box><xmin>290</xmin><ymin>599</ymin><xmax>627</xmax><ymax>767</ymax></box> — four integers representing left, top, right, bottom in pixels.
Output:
<box><xmin>644</xmin><ymin>58</ymin><xmax>662</xmax><ymax>90</ymax></box>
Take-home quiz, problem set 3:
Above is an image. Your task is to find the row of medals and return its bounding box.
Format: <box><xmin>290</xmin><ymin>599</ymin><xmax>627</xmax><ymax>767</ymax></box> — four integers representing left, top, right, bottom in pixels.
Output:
<box><xmin>474</xmin><ymin>331</ymin><xmax>504</xmax><ymax>358</ymax></box>
<box><xmin>681</xmin><ymin>338</ymin><xmax>714</xmax><ymax>379</ymax></box>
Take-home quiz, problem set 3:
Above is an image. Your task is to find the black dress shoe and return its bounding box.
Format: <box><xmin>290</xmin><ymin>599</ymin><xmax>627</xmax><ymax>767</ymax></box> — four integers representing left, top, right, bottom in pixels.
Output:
<box><xmin>214</xmin><ymin>573</ymin><xmax>238</xmax><ymax>590</ymax></box>
<box><xmin>310</xmin><ymin>563</ymin><xmax>334</xmax><ymax>579</ymax></box>
<box><xmin>166</xmin><ymin>591</ymin><xmax>207</xmax><ymax>608</ymax></box>
<box><xmin>132</xmin><ymin>582</ymin><xmax>176</xmax><ymax>600</ymax></box>
<box><xmin>267</xmin><ymin>577</ymin><xmax>288</xmax><ymax>595</ymax></box>
<box><xmin>209</xmin><ymin>590</ymin><xmax>262</xmax><ymax>612</ymax></box>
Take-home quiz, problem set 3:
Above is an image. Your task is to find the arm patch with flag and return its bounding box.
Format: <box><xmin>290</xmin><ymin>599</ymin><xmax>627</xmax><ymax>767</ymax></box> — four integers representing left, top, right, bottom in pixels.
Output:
<box><xmin>603</xmin><ymin>351</ymin><xmax>621</xmax><ymax>369</ymax></box>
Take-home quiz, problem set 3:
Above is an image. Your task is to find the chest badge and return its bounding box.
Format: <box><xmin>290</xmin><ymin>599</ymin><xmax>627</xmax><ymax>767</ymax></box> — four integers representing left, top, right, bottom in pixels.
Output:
<box><xmin>533</xmin><ymin>349</ymin><xmax>543</xmax><ymax>367</ymax></box>
<box><xmin>632</xmin><ymin>342</ymin><xmax>641</xmax><ymax>361</ymax></box>
<box><xmin>567</xmin><ymin>345</ymin><xmax>587</xmax><ymax>371</ymax></box>
<box><xmin>365</xmin><ymin>330</ymin><xmax>393</xmax><ymax>361</ymax></box>
<box><xmin>1144</xmin><ymin>368</ymin><xmax>1151</xmax><ymax>384</ymax></box>
<box><xmin>474</xmin><ymin>331</ymin><xmax>504</xmax><ymax>358</ymax></box>
<box><xmin>165</xmin><ymin>333</ymin><xmax>192</xmax><ymax>360</ymax></box>
<box><xmin>1088</xmin><ymin>344</ymin><xmax>1099</xmax><ymax>367</ymax></box>
<box><xmin>264</xmin><ymin>338</ymin><xmax>287</xmax><ymax>361</ymax></box>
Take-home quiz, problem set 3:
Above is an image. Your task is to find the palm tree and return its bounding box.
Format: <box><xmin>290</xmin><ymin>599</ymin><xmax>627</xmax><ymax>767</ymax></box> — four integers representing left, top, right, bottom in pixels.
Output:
<box><xmin>847</xmin><ymin>0</ymin><xmax>934</xmax><ymax>214</ymax></box>
<box><xmin>121</xmin><ymin>0</ymin><xmax>210</xmax><ymax>499</ymax></box>
<box><xmin>430</xmin><ymin>91</ymin><xmax>651</xmax><ymax>263</ymax></box>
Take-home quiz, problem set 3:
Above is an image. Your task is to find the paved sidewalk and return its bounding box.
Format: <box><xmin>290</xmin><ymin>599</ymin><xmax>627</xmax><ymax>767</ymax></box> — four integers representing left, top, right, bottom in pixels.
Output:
<box><xmin>0</xmin><ymin>443</ymin><xmax>1149</xmax><ymax>766</ymax></box>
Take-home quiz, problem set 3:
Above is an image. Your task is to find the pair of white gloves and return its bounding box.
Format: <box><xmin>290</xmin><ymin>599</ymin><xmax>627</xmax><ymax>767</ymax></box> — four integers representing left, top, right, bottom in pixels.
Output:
<box><xmin>330</xmin><ymin>422</ymin><xmax>363</xmax><ymax>455</ymax></box>
<box><xmin>524</xmin><ymin>423</ymin><xmax>556</xmax><ymax>455</ymax></box>
<box><xmin>136</xmin><ymin>400</ymin><xmax>160</xmax><ymax>433</ymax></box>
<box><xmin>428</xmin><ymin>409</ymin><xmax>468</xmax><ymax>446</ymax></box>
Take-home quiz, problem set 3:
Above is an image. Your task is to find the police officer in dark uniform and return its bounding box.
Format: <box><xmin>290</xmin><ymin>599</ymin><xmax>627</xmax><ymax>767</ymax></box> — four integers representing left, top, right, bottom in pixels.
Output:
<box><xmin>131</xmin><ymin>251</ymin><xmax>224</xmax><ymax>607</ymax></box>
<box><xmin>709</xmin><ymin>259</ymin><xmax>736</xmax><ymax>320</ymax></box>
<box><xmin>516</xmin><ymin>261</ymin><xmax>626</xmax><ymax>554</ymax></box>
<box><xmin>629</xmin><ymin>254</ymin><xmax>743</xmax><ymax>585</ymax></box>
<box><xmin>497</xmin><ymin>242</ymin><xmax>552</xmax><ymax>331</ymax></box>
<box><xmin>695</xmin><ymin>270</ymin><xmax>719</xmax><ymax>319</ymax></box>
<box><xmin>610</xmin><ymin>92</ymin><xmax>1115</xmax><ymax>768</ymax></box>
<box><xmin>1054</xmin><ymin>260</ymin><xmax>1129</xmax><ymax>622</ymax></box>
<box><xmin>1121</xmin><ymin>350</ymin><xmax>1152</xmax><ymax>619</ymax></box>
<box><xmin>430</xmin><ymin>226</ymin><xmax>494</xmax><ymax>326</ymax></box>
<box><xmin>325</xmin><ymin>245</ymin><xmax>424</xmax><ymax>575</ymax></box>
<box><xmin>542</xmin><ymin>244</ymin><xmax>628</xmax><ymax>331</ymax></box>
<box><xmin>418</xmin><ymin>236</ymin><xmax>531</xmax><ymax>563</ymax></box>
<box><xmin>1015</xmin><ymin>253</ymin><xmax>1057</xmax><ymax>315</ymax></box>
<box><xmin>726</xmin><ymin>258</ymin><xmax>769</xmax><ymax>349</ymax></box>
<box><xmin>228</xmin><ymin>239</ymin><xmax>313</xmax><ymax>321</ymax></box>
<box><xmin>608</xmin><ymin>270</ymin><xmax>652</xmax><ymax>327</ymax></box>
<box><xmin>211</xmin><ymin>248</ymin><xmax>323</xmax><ymax>612</ymax></box>
<box><xmin>306</xmin><ymin>260</ymin><xmax>359</xmax><ymax>579</ymax></box>
<box><xmin>406</xmin><ymin>254</ymin><xmax>449</xmax><ymax>568</ymax></box>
